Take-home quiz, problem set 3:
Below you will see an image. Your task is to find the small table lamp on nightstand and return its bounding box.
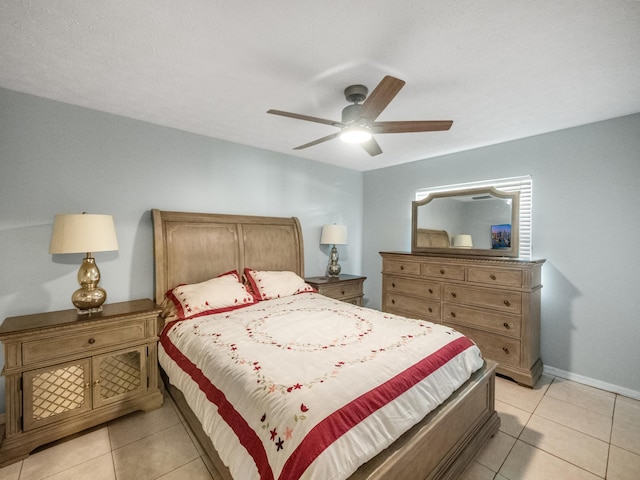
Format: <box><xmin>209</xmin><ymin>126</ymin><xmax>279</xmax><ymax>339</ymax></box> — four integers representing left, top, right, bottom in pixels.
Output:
<box><xmin>320</xmin><ymin>224</ymin><xmax>347</xmax><ymax>277</ymax></box>
<box><xmin>49</xmin><ymin>212</ymin><xmax>119</xmax><ymax>314</ymax></box>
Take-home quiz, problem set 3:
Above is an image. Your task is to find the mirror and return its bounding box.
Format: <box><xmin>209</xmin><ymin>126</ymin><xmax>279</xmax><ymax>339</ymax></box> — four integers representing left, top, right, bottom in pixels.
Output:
<box><xmin>412</xmin><ymin>187</ymin><xmax>520</xmax><ymax>257</ymax></box>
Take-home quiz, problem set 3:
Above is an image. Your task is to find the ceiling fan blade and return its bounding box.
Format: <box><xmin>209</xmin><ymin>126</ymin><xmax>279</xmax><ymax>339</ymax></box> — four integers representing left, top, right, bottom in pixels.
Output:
<box><xmin>360</xmin><ymin>137</ymin><xmax>383</xmax><ymax>156</ymax></box>
<box><xmin>293</xmin><ymin>132</ymin><xmax>341</xmax><ymax>150</ymax></box>
<box><xmin>360</xmin><ymin>76</ymin><xmax>405</xmax><ymax>121</ymax></box>
<box><xmin>372</xmin><ymin>120</ymin><xmax>453</xmax><ymax>134</ymax></box>
<box><xmin>267</xmin><ymin>109</ymin><xmax>343</xmax><ymax>128</ymax></box>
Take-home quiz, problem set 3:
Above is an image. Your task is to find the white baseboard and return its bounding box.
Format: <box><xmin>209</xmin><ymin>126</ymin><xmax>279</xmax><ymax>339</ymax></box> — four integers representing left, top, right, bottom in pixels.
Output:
<box><xmin>543</xmin><ymin>365</ymin><xmax>640</xmax><ymax>400</ymax></box>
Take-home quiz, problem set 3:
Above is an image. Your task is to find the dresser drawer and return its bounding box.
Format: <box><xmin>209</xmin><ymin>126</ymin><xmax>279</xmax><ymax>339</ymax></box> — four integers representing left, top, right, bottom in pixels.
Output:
<box><xmin>22</xmin><ymin>321</ymin><xmax>147</xmax><ymax>366</ymax></box>
<box><xmin>383</xmin><ymin>259</ymin><xmax>421</xmax><ymax>276</ymax></box>
<box><xmin>443</xmin><ymin>285</ymin><xmax>522</xmax><ymax>314</ymax></box>
<box><xmin>422</xmin><ymin>264</ymin><xmax>465</xmax><ymax>281</ymax></box>
<box><xmin>467</xmin><ymin>267</ymin><xmax>523</xmax><ymax>287</ymax></box>
<box><xmin>443</xmin><ymin>304</ymin><xmax>521</xmax><ymax>338</ymax></box>
<box><xmin>385</xmin><ymin>275</ymin><xmax>441</xmax><ymax>299</ymax></box>
<box><xmin>319</xmin><ymin>282</ymin><xmax>362</xmax><ymax>300</ymax></box>
<box><xmin>383</xmin><ymin>292</ymin><xmax>440</xmax><ymax>321</ymax></box>
<box><xmin>449</xmin><ymin>324</ymin><xmax>521</xmax><ymax>367</ymax></box>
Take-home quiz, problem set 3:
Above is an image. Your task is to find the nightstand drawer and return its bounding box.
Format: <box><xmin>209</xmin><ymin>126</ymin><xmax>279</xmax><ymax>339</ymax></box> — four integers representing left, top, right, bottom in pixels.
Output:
<box><xmin>22</xmin><ymin>321</ymin><xmax>147</xmax><ymax>366</ymax></box>
<box><xmin>320</xmin><ymin>282</ymin><xmax>363</xmax><ymax>300</ymax></box>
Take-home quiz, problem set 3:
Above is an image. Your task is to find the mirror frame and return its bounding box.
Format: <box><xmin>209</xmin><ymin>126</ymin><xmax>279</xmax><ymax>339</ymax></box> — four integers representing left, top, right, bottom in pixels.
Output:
<box><xmin>411</xmin><ymin>187</ymin><xmax>520</xmax><ymax>257</ymax></box>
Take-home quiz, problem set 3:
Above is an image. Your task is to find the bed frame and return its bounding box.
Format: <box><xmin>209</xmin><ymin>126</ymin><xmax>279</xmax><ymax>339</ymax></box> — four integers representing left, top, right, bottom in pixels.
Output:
<box><xmin>152</xmin><ymin>209</ymin><xmax>500</xmax><ymax>480</ymax></box>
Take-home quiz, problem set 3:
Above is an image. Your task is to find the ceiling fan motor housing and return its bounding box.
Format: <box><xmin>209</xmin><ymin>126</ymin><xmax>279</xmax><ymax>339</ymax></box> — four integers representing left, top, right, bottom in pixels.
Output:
<box><xmin>344</xmin><ymin>85</ymin><xmax>368</xmax><ymax>104</ymax></box>
<box><xmin>342</xmin><ymin>104</ymin><xmax>367</xmax><ymax>125</ymax></box>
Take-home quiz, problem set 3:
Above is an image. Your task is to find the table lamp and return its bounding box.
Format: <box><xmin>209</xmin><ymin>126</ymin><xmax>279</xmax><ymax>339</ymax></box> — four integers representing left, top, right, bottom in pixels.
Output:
<box><xmin>49</xmin><ymin>213</ymin><xmax>119</xmax><ymax>313</ymax></box>
<box><xmin>320</xmin><ymin>224</ymin><xmax>347</xmax><ymax>277</ymax></box>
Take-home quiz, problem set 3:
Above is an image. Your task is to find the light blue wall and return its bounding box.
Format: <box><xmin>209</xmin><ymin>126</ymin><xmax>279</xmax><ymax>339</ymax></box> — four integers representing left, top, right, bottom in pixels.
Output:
<box><xmin>363</xmin><ymin>113</ymin><xmax>640</xmax><ymax>395</ymax></box>
<box><xmin>0</xmin><ymin>88</ymin><xmax>363</xmax><ymax>412</ymax></box>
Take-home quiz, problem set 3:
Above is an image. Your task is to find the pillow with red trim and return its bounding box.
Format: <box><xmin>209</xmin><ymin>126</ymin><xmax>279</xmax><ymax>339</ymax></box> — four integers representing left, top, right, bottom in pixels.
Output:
<box><xmin>166</xmin><ymin>270</ymin><xmax>258</xmax><ymax>320</ymax></box>
<box><xmin>244</xmin><ymin>268</ymin><xmax>316</xmax><ymax>300</ymax></box>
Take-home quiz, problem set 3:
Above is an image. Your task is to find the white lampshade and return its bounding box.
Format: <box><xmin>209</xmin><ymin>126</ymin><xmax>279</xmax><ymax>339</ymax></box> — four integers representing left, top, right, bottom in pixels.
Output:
<box><xmin>320</xmin><ymin>224</ymin><xmax>348</xmax><ymax>245</ymax></box>
<box><xmin>453</xmin><ymin>234</ymin><xmax>473</xmax><ymax>248</ymax></box>
<box><xmin>49</xmin><ymin>214</ymin><xmax>119</xmax><ymax>254</ymax></box>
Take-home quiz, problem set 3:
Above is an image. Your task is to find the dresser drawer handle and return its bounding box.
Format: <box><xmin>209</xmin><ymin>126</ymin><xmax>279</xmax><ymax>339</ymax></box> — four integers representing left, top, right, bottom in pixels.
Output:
<box><xmin>428</xmin><ymin>307</ymin><xmax>433</xmax><ymax>313</ymax></box>
<box><xmin>490</xmin><ymin>274</ymin><xmax>497</xmax><ymax>280</ymax></box>
<box><xmin>440</xmin><ymin>269</ymin><xmax>445</xmax><ymax>275</ymax></box>
<box><xmin>450</xmin><ymin>312</ymin><xmax>456</xmax><ymax>318</ymax></box>
<box><xmin>503</xmin><ymin>322</ymin><xmax>510</xmax><ymax>329</ymax></box>
<box><xmin>503</xmin><ymin>300</ymin><xmax>511</xmax><ymax>307</ymax></box>
<box><xmin>450</xmin><ymin>292</ymin><xmax>457</xmax><ymax>298</ymax></box>
<box><xmin>428</xmin><ymin>288</ymin><xmax>433</xmax><ymax>294</ymax></box>
<box><xmin>391</xmin><ymin>299</ymin><xmax>396</xmax><ymax>304</ymax></box>
<box><xmin>392</xmin><ymin>283</ymin><xmax>396</xmax><ymax>288</ymax></box>
<box><xmin>400</xmin><ymin>265</ymin><xmax>404</xmax><ymax>270</ymax></box>
<box><xmin>502</xmin><ymin>347</ymin><xmax>510</xmax><ymax>354</ymax></box>
<box><xmin>88</xmin><ymin>338</ymin><xmax>96</xmax><ymax>345</ymax></box>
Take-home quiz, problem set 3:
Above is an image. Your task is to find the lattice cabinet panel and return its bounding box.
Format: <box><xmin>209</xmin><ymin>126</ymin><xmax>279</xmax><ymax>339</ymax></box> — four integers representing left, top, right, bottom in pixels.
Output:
<box><xmin>23</xmin><ymin>359</ymin><xmax>92</xmax><ymax>431</ymax></box>
<box><xmin>93</xmin><ymin>346</ymin><xmax>147</xmax><ymax>407</ymax></box>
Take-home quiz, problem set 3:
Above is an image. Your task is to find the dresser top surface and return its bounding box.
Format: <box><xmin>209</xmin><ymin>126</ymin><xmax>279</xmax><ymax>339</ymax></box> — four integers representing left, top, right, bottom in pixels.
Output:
<box><xmin>380</xmin><ymin>251</ymin><xmax>545</xmax><ymax>265</ymax></box>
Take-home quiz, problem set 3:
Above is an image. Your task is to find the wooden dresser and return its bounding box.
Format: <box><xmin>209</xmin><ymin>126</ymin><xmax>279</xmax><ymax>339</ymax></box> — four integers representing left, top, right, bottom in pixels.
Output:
<box><xmin>380</xmin><ymin>252</ymin><xmax>544</xmax><ymax>387</ymax></box>
<box><xmin>0</xmin><ymin>299</ymin><xmax>163</xmax><ymax>466</ymax></box>
<box><xmin>305</xmin><ymin>275</ymin><xmax>366</xmax><ymax>305</ymax></box>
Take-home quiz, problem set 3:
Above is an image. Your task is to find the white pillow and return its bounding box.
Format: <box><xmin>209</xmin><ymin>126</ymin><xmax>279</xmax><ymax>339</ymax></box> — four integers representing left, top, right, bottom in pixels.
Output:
<box><xmin>166</xmin><ymin>270</ymin><xmax>258</xmax><ymax>319</ymax></box>
<box><xmin>244</xmin><ymin>269</ymin><xmax>315</xmax><ymax>300</ymax></box>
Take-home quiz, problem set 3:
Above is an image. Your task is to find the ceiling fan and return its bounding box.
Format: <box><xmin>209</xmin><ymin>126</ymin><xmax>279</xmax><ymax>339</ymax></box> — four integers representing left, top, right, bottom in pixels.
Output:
<box><xmin>267</xmin><ymin>75</ymin><xmax>453</xmax><ymax>156</ymax></box>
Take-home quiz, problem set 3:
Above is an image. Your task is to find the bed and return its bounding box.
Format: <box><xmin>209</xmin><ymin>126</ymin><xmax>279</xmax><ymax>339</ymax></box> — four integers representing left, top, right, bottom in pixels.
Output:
<box><xmin>152</xmin><ymin>209</ymin><xmax>499</xmax><ymax>480</ymax></box>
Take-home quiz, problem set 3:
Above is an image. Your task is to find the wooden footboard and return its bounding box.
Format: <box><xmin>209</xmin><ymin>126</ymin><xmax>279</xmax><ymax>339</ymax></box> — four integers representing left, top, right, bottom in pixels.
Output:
<box><xmin>162</xmin><ymin>360</ymin><xmax>499</xmax><ymax>480</ymax></box>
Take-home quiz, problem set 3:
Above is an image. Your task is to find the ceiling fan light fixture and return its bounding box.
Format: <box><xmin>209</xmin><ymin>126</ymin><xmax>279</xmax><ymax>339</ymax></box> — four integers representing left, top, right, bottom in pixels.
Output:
<box><xmin>340</xmin><ymin>125</ymin><xmax>372</xmax><ymax>144</ymax></box>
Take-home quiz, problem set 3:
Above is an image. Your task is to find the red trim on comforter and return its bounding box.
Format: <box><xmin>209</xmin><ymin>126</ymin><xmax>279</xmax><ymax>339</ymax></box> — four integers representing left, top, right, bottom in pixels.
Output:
<box><xmin>160</xmin><ymin>333</ymin><xmax>274</xmax><ymax>480</ymax></box>
<box><xmin>278</xmin><ymin>335</ymin><xmax>475</xmax><ymax>480</ymax></box>
<box><xmin>161</xmin><ymin>329</ymin><xmax>475</xmax><ymax>480</ymax></box>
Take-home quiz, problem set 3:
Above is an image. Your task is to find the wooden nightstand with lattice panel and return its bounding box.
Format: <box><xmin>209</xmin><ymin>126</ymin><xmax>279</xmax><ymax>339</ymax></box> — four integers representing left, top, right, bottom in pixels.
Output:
<box><xmin>0</xmin><ymin>299</ymin><xmax>163</xmax><ymax>466</ymax></box>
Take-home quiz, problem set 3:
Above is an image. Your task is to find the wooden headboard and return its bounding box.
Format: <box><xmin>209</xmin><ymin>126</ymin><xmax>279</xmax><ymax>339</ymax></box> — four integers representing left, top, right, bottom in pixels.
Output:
<box><xmin>152</xmin><ymin>209</ymin><xmax>305</xmax><ymax>302</ymax></box>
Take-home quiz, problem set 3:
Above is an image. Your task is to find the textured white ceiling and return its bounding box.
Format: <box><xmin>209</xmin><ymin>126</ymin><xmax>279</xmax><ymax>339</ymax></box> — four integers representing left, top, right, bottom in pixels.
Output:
<box><xmin>1</xmin><ymin>1</ymin><xmax>639</xmax><ymax>171</ymax></box>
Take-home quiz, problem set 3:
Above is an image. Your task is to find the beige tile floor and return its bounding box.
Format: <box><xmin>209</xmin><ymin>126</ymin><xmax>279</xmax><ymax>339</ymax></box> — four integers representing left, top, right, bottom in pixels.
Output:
<box><xmin>0</xmin><ymin>374</ymin><xmax>638</xmax><ymax>479</ymax></box>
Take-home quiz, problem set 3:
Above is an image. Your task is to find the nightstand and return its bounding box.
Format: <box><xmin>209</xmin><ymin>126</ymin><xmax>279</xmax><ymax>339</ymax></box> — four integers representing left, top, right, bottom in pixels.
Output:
<box><xmin>0</xmin><ymin>299</ymin><xmax>163</xmax><ymax>466</ymax></box>
<box><xmin>305</xmin><ymin>274</ymin><xmax>366</xmax><ymax>305</ymax></box>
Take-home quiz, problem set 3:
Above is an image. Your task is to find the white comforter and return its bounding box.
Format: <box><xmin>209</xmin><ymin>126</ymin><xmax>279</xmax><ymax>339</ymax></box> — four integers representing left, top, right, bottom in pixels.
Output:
<box><xmin>159</xmin><ymin>292</ymin><xmax>483</xmax><ymax>480</ymax></box>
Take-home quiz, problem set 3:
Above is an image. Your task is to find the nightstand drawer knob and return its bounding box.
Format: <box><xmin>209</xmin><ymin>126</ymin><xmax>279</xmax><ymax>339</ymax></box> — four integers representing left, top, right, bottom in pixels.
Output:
<box><xmin>88</xmin><ymin>338</ymin><xmax>96</xmax><ymax>344</ymax></box>
<box><xmin>400</xmin><ymin>265</ymin><xmax>404</xmax><ymax>270</ymax></box>
<box><xmin>392</xmin><ymin>283</ymin><xmax>396</xmax><ymax>288</ymax></box>
<box><xmin>502</xmin><ymin>347</ymin><xmax>510</xmax><ymax>354</ymax></box>
<box><xmin>440</xmin><ymin>269</ymin><xmax>445</xmax><ymax>275</ymax></box>
<box><xmin>503</xmin><ymin>300</ymin><xmax>511</xmax><ymax>307</ymax></box>
<box><xmin>428</xmin><ymin>288</ymin><xmax>433</xmax><ymax>294</ymax></box>
<box><xmin>391</xmin><ymin>299</ymin><xmax>396</xmax><ymax>304</ymax></box>
<box><xmin>503</xmin><ymin>322</ymin><xmax>510</xmax><ymax>329</ymax></box>
<box><xmin>490</xmin><ymin>274</ymin><xmax>497</xmax><ymax>280</ymax></box>
<box><xmin>450</xmin><ymin>311</ymin><xmax>456</xmax><ymax>318</ymax></box>
<box><xmin>450</xmin><ymin>292</ymin><xmax>457</xmax><ymax>298</ymax></box>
